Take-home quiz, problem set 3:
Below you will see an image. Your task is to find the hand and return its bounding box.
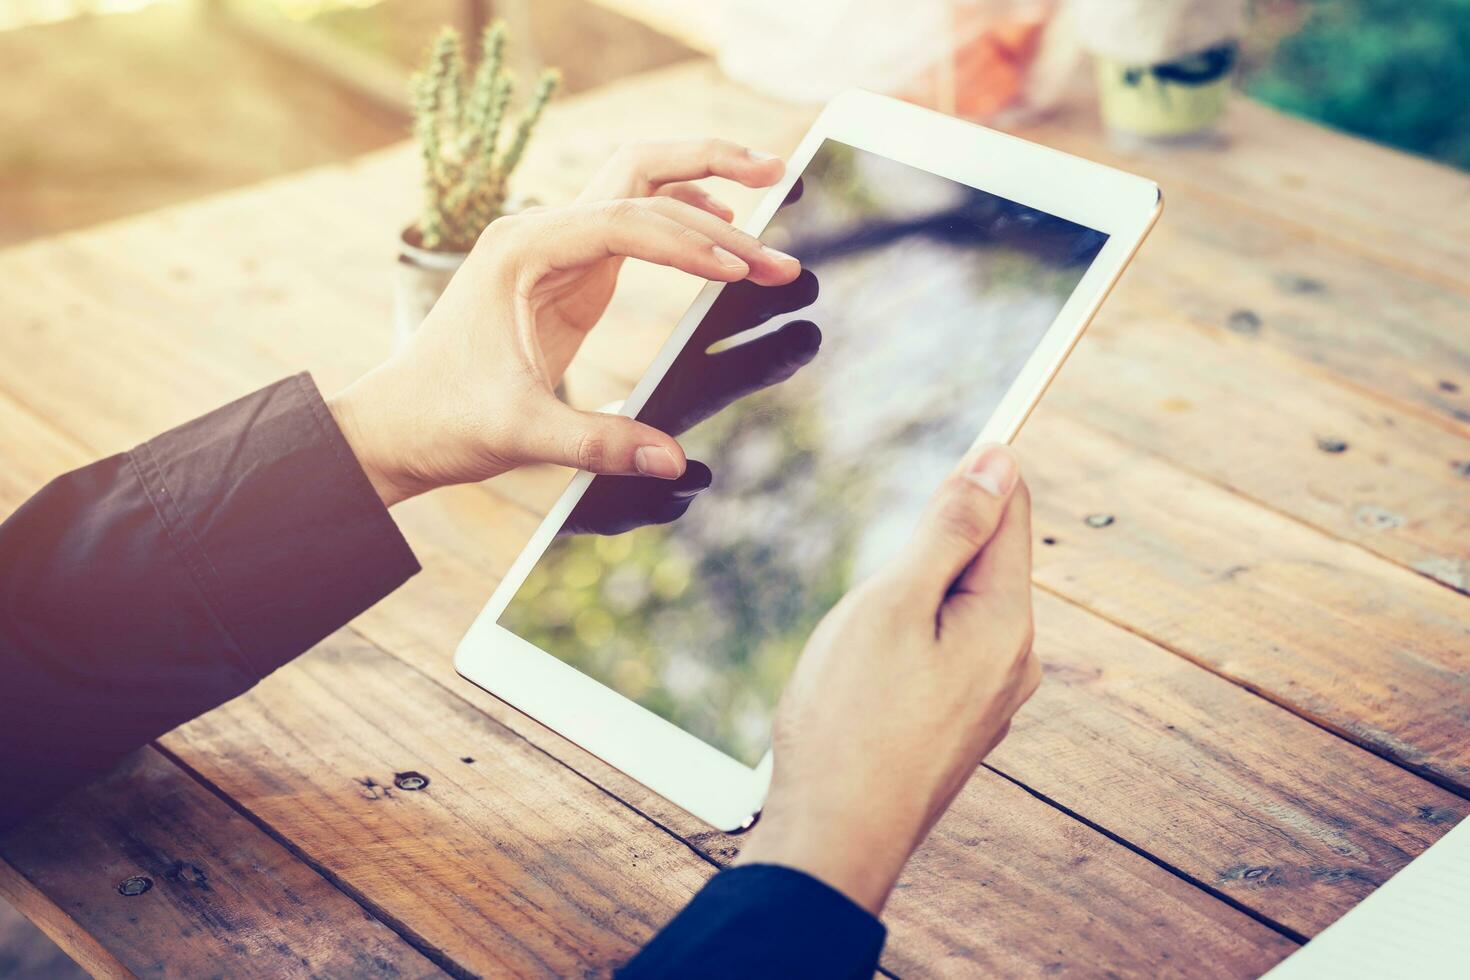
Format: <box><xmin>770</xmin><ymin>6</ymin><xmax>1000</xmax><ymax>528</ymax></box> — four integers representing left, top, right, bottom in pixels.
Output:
<box><xmin>560</xmin><ymin>271</ymin><xmax>822</xmax><ymax>536</ymax></box>
<box><xmin>537</xmin><ymin>139</ymin><xmax>788</xmax><ymax>383</ymax></box>
<box><xmin>735</xmin><ymin>444</ymin><xmax>1040</xmax><ymax>915</ymax></box>
<box><xmin>327</xmin><ymin>146</ymin><xmax>800</xmax><ymax>507</ymax></box>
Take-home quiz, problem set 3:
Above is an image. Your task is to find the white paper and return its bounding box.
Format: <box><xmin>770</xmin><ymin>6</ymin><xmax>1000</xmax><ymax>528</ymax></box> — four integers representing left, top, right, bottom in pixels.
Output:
<box><xmin>1263</xmin><ymin>817</ymin><xmax>1469</xmax><ymax>978</ymax></box>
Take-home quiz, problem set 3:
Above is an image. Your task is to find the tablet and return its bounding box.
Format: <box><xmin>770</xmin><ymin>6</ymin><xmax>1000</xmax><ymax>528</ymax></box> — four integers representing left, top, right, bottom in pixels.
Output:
<box><xmin>457</xmin><ymin>90</ymin><xmax>1161</xmax><ymax>831</ymax></box>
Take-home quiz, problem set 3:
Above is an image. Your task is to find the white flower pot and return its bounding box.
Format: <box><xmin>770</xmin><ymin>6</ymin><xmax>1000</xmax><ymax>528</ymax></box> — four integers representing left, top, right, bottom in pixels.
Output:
<box><xmin>392</xmin><ymin>226</ymin><xmax>468</xmax><ymax>353</ymax></box>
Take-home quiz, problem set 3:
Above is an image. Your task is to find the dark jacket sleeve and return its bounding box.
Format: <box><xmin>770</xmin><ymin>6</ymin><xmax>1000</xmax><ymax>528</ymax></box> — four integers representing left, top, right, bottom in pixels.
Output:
<box><xmin>0</xmin><ymin>373</ymin><xmax>419</xmax><ymax>832</ymax></box>
<box><xmin>620</xmin><ymin>864</ymin><xmax>887</xmax><ymax>978</ymax></box>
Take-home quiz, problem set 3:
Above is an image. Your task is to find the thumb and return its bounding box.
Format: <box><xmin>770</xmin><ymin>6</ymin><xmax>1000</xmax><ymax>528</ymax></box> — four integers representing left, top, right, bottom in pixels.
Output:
<box><xmin>524</xmin><ymin>398</ymin><xmax>688</xmax><ymax>478</ymax></box>
<box><xmin>891</xmin><ymin>444</ymin><xmax>1020</xmax><ymax>602</ymax></box>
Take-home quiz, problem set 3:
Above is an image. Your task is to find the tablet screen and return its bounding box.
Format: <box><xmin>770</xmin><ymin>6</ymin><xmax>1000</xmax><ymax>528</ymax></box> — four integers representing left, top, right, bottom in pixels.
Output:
<box><xmin>499</xmin><ymin>140</ymin><xmax>1107</xmax><ymax>765</ymax></box>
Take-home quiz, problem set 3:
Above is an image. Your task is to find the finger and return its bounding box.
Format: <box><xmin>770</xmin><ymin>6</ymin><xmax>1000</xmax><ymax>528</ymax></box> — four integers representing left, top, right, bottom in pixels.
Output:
<box><xmin>586</xmin><ymin>139</ymin><xmax>785</xmax><ymax>200</ymax></box>
<box><xmin>890</xmin><ymin>444</ymin><xmax>1021</xmax><ymax>603</ymax></box>
<box><xmin>647</xmin><ymin>197</ymin><xmax>800</xmax><ymax>286</ymax></box>
<box><xmin>699</xmin><ymin>270</ymin><xmax>820</xmax><ymax>347</ymax></box>
<box><xmin>520</xmin><ymin>202</ymin><xmax>754</xmax><ymax>283</ymax></box>
<box><xmin>955</xmin><ymin>472</ymin><xmax>1033</xmax><ymax>607</ymax></box>
<box><xmin>659</xmin><ymin>181</ymin><xmax>736</xmax><ymax>222</ymax></box>
<box><xmin>522</xmin><ymin>397</ymin><xmax>688</xmax><ymax>479</ymax></box>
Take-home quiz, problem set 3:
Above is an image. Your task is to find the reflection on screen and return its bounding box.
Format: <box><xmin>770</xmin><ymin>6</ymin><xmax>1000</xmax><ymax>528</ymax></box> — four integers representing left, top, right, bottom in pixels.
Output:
<box><xmin>500</xmin><ymin>140</ymin><xmax>1107</xmax><ymax>765</ymax></box>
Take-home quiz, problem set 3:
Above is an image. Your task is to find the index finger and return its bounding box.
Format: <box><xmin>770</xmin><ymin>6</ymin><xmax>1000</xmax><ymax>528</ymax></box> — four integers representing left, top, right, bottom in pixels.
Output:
<box><xmin>512</xmin><ymin>201</ymin><xmax>758</xmax><ymax>284</ymax></box>
<box><xmin>584</xmin><ymin>138</ymin><xmax>785</xmax><ymax>200</ymax></box>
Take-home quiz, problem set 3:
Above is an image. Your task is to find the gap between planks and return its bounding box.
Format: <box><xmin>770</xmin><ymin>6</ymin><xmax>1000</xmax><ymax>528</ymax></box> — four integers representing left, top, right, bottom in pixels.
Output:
<box><xmin>1033</xmin><ymin>577</ymin><xmax>1470</xmax><ymax>805</ymax></box>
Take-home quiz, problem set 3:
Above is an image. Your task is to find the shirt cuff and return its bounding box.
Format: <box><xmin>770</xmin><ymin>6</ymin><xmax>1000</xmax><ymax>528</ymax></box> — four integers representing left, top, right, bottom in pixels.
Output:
<box><xmin>619</xmin><ymin>864</ymin><xmax>886</xmax><ymax>979</ymax></box>
<box><xmin>129</xmin><ymin>373</ymin><xmax>420</xmax><ymax>678</ymax></box>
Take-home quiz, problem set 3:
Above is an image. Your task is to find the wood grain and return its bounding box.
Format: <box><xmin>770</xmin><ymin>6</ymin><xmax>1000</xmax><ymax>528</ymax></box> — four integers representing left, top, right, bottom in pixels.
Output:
<box><xmin>166</xmin><ymin>630</ymin><xmax>720</xmax><ymax>978</ymax></box>
<box><xmin>1050</xmin><ymin>310</ymin><xmax>1470</xmax><ymax>594</ymax></box>
<box><xmin>1111</xmin><ymin>191</ymin><xmax>1470</xmax><ymax>435</ymax></box>
<box><xmin>1020</xmin><ymin>413</ymin><xmax>1470</xmax><ymax>793</ymax></box>
<box><xmin>995</xmin><ymin>592</ymin><xmax>1468</xmax><ymax>938</ymax></box>
<box><xmin>1023</xmin><ymin>99</ymin><xmax>1470</xmax><ymax>297</ymax></box>
<box><xmin>877</xmin><ymin>769</ymin><xmax>1299</xmax><ymax>978</ymax></box>
<box><xmin>0</xmin><ymin>748</ymin><xmax>440</xmax><ymax>979</ymax></box>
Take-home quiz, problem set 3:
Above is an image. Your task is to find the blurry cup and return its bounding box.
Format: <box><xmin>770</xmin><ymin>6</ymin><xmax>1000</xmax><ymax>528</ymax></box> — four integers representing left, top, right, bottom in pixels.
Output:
<box><xmin>1095</xmin><ymin>41</ymin><xmax>1237</xmax><ymax>148</ymax></box>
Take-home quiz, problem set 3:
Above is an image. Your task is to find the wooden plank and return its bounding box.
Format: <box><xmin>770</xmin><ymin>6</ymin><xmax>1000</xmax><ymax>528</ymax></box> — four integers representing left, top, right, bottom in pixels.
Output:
<box><xmin>1110</xmin><ymin>191</ymin><xmax>1470</xmax><ymax>435</ymax></box>
<box><xmin>875</xmin><ymin>768</ymin><xmax>1298</xmax><ymax>978</ymax></box>
<box><xmin>0</xmin><ymin>748</ymin><xmax>440</xmax><ymax>979</ymax></box>
<box><xmin>1050</xmin><ymin>310</ymin><xmax>1470</xmax><ymax>594</ymax></box>
<box><xmin>0</xmin><ymin>864</ymin><xmax>130</xmax><ymax>980</ymax></box>
<box><xmin>1020</xmin><ymin>412</ymin><xmax>1470</xmax><ymax>793</ymax></box>
<box><xmin>996</xmin><ymin>593</ymin><xmax>1468</xmax><ymax>938</ymax></box>
<box><xmin>165</xmin><ymin>629</ymin><xmax>720</xmax><ymax>978</ymax></box>
<box><xmin>1023</xmin><ymin>98</ymin><xmax>1470</xmax><ymax>296</ymax></box>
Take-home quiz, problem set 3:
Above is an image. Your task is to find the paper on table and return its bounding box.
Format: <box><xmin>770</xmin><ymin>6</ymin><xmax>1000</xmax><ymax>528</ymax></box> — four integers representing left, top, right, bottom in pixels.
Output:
<box><xmin>1263</xmin><ymin>816</ymin><xmax>1469</xmax><ymax>977</ymax></box>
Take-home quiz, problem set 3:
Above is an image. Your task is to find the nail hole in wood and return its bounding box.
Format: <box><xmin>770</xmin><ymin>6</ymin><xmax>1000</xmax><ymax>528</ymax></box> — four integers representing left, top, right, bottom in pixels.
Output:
<box><xmin>1226</xmin><ymin>309</ymin><xmax>1261</xmax><ymax>334</ymax></box>
<box><xmin>118</xmin><ymin>875</ymin><xmax>152</xmax><ymax>897</ymax></box>
<box><xmin>394</xmin><ymin>771</ymin><xmax>429</xmax><ymax>791</ymax></box>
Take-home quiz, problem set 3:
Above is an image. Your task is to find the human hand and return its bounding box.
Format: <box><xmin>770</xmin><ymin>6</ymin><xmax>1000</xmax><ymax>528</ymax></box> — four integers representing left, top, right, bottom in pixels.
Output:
<box><xmin>327</xmin><ymin>145</ymin><xmax>800</xmax><ymax>507</ymax></box>
<box><xmin>560</xmin><ymin>271</ymin><xmax>821</xmax><ymax>535</ymax></box>
<box><xmin>533</xmin><ymin>139</ymin><xmax>789</xmax><ymax>381</ymax></box>
<box><xmin>735</xmin><ymin>444</ymin><xmax>1040</xmax><ymax>915</ymax></box>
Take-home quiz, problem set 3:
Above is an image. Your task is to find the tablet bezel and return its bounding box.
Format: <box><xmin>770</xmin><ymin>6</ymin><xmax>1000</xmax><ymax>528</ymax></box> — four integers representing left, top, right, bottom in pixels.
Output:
<box><xmin>456</xmin><ymin>89</ymin><xmax>1162</xmax><ymax>832</ymax></box>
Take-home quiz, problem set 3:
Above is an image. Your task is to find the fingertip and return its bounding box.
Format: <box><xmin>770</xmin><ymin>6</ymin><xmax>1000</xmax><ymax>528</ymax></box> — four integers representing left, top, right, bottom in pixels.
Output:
<box><xmin>749</xmin><ymin>245</ymin><xmax>801</xmax><ymax>286</ymax></box>
<box><xmin>740</xmin><ymin>149</ymin><xmax>785</xmax><ymax>186</ymax></box>
<box><xmin>963</xmin><ymin>444</ymin><xmax>1020</xmax><ymax>498</ymax></box>
<box><xmin>634</xmin><ymin>445</ymin><xmax>684</xmax><ymax>480</ymax></box>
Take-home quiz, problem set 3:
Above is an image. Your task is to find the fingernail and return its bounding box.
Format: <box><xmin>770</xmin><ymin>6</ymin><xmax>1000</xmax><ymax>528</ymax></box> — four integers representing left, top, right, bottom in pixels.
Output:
<box><xmin>966</xmin><ymin>446</ymin><xmax>1017</xmax><ymax>497</ymax></box>
<box><xmin>761</xmin><ymin>244</ymin><xmax>798</xmax><ymax>265</ymax></box>
<box><xmin>711</xmin><ymin>246</ymin><xmax>748</xmax><ymax>273</ymax></box>
<box><xmin>747</xmin><ymin>149</ymin><xmax>778</xmax><ymax>161</ymax></box>
<box><xmin>635</xmin><ymin>446</ymin><xmax>682</xmax><ymax>479</ymax></box>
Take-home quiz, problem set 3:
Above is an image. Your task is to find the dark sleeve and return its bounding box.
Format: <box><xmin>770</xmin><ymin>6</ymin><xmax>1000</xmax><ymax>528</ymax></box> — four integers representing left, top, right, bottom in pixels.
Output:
<box><xmin>0</xmin><ymin>373</ymin><xmax>419</xmax><ymax>832</ymax></box>
<box><xmin>619</xmin><ymin>864</ymin><xmax>886</xmax><ymax>979</ymax></box>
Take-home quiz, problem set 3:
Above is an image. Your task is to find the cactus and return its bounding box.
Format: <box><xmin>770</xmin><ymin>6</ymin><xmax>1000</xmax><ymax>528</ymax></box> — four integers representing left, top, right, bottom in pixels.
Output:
<box><xmin>411</xmin><ymin>23</ymin><xmax>560</xmax><ymax>253</ymax></box>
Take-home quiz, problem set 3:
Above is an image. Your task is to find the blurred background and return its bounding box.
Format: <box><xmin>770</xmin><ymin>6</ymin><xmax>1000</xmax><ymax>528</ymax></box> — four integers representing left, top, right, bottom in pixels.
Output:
<box><xmin>0</xmin><ymin>0</ymin><xmax>1466</xmax><ymax>251</ymax></box>
<box><xmin>1</xmin><ymin>0</ymin><xmax>1466</xmax><ymax>974</ymax></box>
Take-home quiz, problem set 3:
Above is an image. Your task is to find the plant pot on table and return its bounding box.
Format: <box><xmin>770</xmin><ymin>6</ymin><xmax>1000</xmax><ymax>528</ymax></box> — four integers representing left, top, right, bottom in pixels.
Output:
<box><xmin>393</xmin><ymin>224</ymin><xmax>467</xmax><ymax>352</ymax></box>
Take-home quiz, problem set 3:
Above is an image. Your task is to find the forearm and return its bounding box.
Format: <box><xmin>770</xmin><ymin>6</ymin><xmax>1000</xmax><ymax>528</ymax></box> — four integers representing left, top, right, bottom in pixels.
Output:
<box><xmin>0</xmin><ymin>374</ymin><xmax>419</xmax><ymax>832</ymax></box>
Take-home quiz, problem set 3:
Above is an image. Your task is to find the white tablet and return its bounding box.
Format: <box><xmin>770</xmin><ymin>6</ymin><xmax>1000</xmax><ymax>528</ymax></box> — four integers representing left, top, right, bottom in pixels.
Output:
<box><xmin>457</xmin><ymin>90</ymin><xmax>1161</xmax><ymax>831</ymax></box>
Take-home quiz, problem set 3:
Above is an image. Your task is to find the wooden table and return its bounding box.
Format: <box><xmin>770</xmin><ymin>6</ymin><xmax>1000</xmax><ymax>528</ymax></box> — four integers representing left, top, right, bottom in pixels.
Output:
<box><xmin>2</xmin><ymin>61</ymin><xmax>1468</xmax><ymax>978</ymax></box>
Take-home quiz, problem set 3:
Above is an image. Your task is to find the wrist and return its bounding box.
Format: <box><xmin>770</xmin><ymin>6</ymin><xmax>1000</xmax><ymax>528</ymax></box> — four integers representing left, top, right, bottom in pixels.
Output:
<box><xmin>735</xmin><ymin>796</ymin><xmax>922</xmax><ymax>915</ymax></box>
<box><xmin>326</xmin><ymin>375</ymin><xmax>421</xmax><ymax>508</ymax></box>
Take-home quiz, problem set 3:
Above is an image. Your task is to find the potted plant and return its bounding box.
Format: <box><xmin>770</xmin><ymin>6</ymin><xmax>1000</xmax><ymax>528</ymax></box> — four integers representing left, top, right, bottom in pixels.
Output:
<box><xmin>394</xmin><ymin>23</ymin><xmax>560</xmax><ymax>348</ymax></box>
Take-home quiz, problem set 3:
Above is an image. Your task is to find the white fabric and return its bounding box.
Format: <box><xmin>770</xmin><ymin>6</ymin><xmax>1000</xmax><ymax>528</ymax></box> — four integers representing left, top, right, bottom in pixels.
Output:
<box><xmin>1069</xmin><ymin>0</ymin><xmax>1246</xmax><ymax>63</ymax></box>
